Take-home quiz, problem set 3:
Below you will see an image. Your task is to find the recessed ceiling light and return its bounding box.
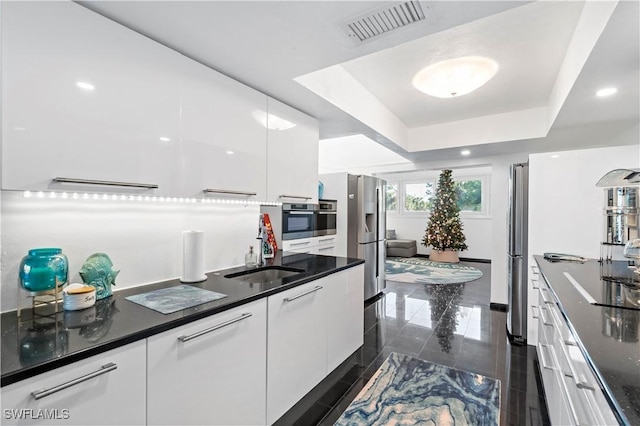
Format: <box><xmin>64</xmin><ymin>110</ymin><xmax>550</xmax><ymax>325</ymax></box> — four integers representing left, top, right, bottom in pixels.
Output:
<box><xmin>412</xmin><ymin>56</ymin><xmax>499</xmax><ymax>98</ymax></box>
<box><xmin>596</xmin><ymin>87</ymin><xmax>617</xmax><ymax>97</ymax></box>
<box><xmin>76</xmin><ymin>81</ymin><xmax>95</xmax><ymax>91</ymax></box>
<box><xmin>551</xmin><ymin>154</ymin><xmax>560</xmax><ymax>158</ymax></box>
<box><xmin>159</xmin><ymin>137</ymin><xmax>170</xmax><ymax>142</ymax></box>
<box><xmin>461</xmin><ymin>150</ymin><xmax>471</xmax><ymax>156</ymax></box>
<box><xmin>226</xmin><ymin>150</ymin><xmax>234</xmax><ymax>155</ymax></box>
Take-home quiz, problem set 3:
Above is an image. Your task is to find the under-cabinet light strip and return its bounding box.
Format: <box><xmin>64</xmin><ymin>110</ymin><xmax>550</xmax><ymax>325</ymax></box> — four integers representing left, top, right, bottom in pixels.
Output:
<box><xmin>20</xmin><ymin>190</ymin><xmax>281</xmax><ymax>206</ymax></box>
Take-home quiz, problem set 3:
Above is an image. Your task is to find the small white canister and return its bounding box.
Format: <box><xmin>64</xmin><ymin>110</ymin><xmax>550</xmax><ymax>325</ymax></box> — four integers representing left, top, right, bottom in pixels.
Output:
<box><xmin>63</xmin><ymin>283</ymin><xmax>97</xmax><ymax>311</ymax></box>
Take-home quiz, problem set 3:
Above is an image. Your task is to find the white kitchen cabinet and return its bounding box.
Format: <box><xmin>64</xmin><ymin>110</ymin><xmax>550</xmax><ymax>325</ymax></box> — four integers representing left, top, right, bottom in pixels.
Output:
<box><xmin>147</xmin><ymin>299</ymin><xmax>267</xmax><ymax>426</ymax></box>
<box><xmin>282</xmin><ymin>236</ymin><xmax>338</xmax><ymax>256</ymax></box>
<box><xmin>534</xmin><ymin>272</ymin><xmax>618</xmax><ymax>426</ymax></box>
<box><xmin>325</xmin><ymin>264</ymin><xmax>364</xmax><ymax>372</ymax></box>
<box><xmin>266</xmin><ymin>97</ymin><xmax>319</xmax><ymax>204</ymax></box>
<box><xmin>179</xmin><ymin>59</ymin><xmax>268</xmax><ymax>200</ymax></box>
<box><xmin>267</xmin><ymin>280</ymin><xmax>327</xmax><ymax>424</ymax></box>
<box><xmin>1</xmin><ymin>340</ymin><xmax>146</xmax><ymax>426</ymax></box>
<box><xmin>1</xmin><ymin>2</ymin><xmax>182</xmax><ymax>195</ymax></box>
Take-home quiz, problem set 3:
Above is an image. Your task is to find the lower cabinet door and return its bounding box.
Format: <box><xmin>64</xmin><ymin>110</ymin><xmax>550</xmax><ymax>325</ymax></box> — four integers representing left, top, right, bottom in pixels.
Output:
<box><xmin>147</xmin><ymin>299</ymin><xmax>267</xmax><ymax>426</ymax></box>
<box><xmin>267</xmin><ymin>281</ymin><xmax>327</xmax><ymax>425</ymax></box>
<box><xmin>326</xmin><ymin>265</ymin><xmax>364</xmax><ymax>372</ymax></box>
<box><xmin>1</xmin><ymin>340</ymin><xmax>146</xmax><ymax>426</ymax></box>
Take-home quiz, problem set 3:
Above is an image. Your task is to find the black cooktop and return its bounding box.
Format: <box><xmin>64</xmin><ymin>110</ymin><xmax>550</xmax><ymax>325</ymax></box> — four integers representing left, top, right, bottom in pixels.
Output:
<box><xmin>564</xmin><ymin>260</ymin><xmax>640</xmax><ymax>311</ymax></box>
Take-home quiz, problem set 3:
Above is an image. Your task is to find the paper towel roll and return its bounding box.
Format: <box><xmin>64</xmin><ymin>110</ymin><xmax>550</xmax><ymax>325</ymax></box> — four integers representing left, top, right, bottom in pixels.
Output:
<box><xmin>181</xmin><ymin>230</ymin><xmax>206</xmax><ymax>283</ymax></box>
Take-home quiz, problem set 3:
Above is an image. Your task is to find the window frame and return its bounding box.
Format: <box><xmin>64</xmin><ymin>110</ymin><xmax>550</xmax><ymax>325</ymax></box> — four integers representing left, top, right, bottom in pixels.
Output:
<box><xmin>401</xmin><ymin>179</ymin><xmax>437</xmax><ymax>215</ymax></box>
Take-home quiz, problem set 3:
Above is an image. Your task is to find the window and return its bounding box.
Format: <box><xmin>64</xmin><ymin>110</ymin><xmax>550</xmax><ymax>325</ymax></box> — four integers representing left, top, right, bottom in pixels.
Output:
<box><xmin>455</xmin><ymin>179</ymin><xmax>483</xmax><ymax>212</ymax></box>
<box><xmin>385</xmin><ymin>184</ymin><xmax>398</xmax><ymax>213</ymax></box>
<box><xmin>404</xmin><ymin>182</ymin><xmax>435</xmax><ymax>212</ymax></box>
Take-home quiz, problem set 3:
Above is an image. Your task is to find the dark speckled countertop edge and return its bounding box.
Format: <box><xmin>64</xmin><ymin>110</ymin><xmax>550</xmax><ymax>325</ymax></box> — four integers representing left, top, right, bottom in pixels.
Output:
<box><xmin>1</xmin><ymin>252</ymin><xmax>364</xmax><ymax>387</ymax></box>
<box><xmin>534</xmin><ymin>255</ymin><xmax>632</xmax><ymax>426</ymax></box>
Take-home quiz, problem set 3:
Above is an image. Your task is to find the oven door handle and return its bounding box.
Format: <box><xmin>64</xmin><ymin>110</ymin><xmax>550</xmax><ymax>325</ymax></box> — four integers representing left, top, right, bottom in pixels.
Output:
<box><xmin>287</xmin><ymin>211</ymin><xmax>315</xmax><ymax>215</ymax></box>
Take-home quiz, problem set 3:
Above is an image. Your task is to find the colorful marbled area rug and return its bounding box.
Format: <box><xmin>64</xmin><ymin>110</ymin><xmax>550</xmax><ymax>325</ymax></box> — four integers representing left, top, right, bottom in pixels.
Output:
<box><xmin>334</xmin><ymin>352</ymin><xmax>500</xmax><ymax>426</ymax></box>
<box><xmin>385</xmin><ymin>256</ymin><xmax>483</xmax><ymax>285</ymax></box>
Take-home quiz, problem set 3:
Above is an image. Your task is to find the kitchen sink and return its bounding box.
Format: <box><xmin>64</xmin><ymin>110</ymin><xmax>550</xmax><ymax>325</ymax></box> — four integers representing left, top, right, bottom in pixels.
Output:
<box><xmin>224</xmin><ymin>266</ymin><xmax>305</xmax><ymax>284</ymax></box>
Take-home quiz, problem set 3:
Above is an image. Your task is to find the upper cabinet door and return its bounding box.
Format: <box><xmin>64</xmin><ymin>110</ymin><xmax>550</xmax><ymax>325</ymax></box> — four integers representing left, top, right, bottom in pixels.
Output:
<box><xmin>179</xmin><ymin>60</ymin><xmax>267</xmax><ymax>200</ymax></box>
<box><xmin>1</xmin><ymin>2</ymin><xmax>181</xmax><ymax>195</ymax></box>
<box><xmin>266</xmin><ymin>98</ymin><xmax>319</xmax><ymax>204</ymax></box>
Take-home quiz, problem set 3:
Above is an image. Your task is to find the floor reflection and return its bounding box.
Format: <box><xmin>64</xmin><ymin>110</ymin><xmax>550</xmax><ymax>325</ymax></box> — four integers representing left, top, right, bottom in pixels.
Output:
<box><xmin>273</xmin><ymin>261</ymin><xmax>550</xmax><ymax>426</ymax></box>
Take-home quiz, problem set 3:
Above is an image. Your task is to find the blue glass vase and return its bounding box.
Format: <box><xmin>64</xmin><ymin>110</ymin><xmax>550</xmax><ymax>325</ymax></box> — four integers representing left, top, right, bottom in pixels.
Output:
<box><xmin>19</xmin><ymin>248</ymin><xmax>69</xmax><ymax>293</ymax></box>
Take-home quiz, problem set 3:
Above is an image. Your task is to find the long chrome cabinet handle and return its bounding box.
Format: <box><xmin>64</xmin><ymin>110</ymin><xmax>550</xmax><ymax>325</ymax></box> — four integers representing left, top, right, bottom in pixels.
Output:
<box><xmin>290</xmin><ymin>241</ymin><xmax>311</xmax><ymax>247</ymax></box>
<box><xmin>31</xmin><ymin>363</ymin><xmax>117</xmax><ymax>400</ymax></box>
<box><xmin>178</xmin><ymin>313</ymin><xmax>252</xmax><ymax>342</ymax></box>
<box><xmin>279</xmin><ymin>194</ymin><xmax>311</xmax><ymax>200</ymax></box>
<box><xmin>53</xmin><ymin>177</ymin><xmax>158</xmax><ymax>189</ymax></box>
<box><xmin>318</xmin><ymin>246</ymin><xmax>334</xmax><ymax>251</ymax></box>
<box><xmin>204</xmin><ymin>189</ymin><xmax>257</xmax><ymax>196</ymax></box>
<box><xmin>284</xmin><ymin>286</ymin><xmax>322</xmax><ymax>302</ymax></box>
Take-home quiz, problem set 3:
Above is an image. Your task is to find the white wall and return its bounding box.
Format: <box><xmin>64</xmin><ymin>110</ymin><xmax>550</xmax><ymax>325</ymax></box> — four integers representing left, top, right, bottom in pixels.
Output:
<box><xmin>528</xmin><ymin>144</ymin><xmax>640</xmax><ymax>261</ymax></box>
<box><xmin>1</xmin><ymin>192</ymin><xmax>259</xmax><ymax>312</ymax></box>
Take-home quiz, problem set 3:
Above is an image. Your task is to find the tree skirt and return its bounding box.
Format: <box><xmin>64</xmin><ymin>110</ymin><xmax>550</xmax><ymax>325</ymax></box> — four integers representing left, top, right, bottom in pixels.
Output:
<box><xmin>385</xmin><ymin>256</ymin><xmax>483</xmax><ymax>285</ymax></box>
<box><xmin>334</xmin><ymin>352</ymin><xmax>501</xmax><ymax>426</ymax></box>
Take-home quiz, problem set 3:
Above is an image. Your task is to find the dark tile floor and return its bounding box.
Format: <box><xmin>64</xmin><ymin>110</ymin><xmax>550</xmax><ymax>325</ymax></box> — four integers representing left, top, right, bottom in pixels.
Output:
<box><xmin>274</xmin><ymin>261</ymin><xmax>550</xmax><ymax>426</ymax></box>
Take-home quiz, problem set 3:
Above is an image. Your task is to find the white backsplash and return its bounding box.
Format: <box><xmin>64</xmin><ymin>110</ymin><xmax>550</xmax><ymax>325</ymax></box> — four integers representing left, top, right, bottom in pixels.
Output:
<box><xmin>0</xmin><ymin>191</ymin><xmax>260</xmax><ymax>312</ymax></box>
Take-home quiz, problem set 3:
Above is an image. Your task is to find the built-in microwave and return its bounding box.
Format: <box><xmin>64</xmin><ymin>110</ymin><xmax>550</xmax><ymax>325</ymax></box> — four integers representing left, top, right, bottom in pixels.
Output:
<box><xmin>282</xmin><ymin>203</ymin><xmax>316</xmax><ymax>240</ymax></box>
<box><xmin>315</xmin><ymin>199</ymin><xmax>337</xmax><ymax>237</ymax></box>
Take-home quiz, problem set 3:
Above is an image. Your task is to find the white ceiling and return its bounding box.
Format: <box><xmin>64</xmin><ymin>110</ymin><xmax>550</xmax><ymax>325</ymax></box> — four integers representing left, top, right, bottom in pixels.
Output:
<box><xmin>80</xmin><ymin>0</ymin><xmax>639</xmax><ymax>172</ymax></box>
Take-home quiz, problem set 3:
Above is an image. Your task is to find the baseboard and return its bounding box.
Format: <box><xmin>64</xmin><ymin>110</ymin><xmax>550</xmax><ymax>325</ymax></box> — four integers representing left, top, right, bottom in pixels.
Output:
<box><xmin>414</xmin><ymin>254</ymin><xmax>491</xmax><ymax>264</ymax></box>
<box><xmin>490</xmin><ymin>303</ymin><xmax>507</xmax><ymax>312</ymax></box>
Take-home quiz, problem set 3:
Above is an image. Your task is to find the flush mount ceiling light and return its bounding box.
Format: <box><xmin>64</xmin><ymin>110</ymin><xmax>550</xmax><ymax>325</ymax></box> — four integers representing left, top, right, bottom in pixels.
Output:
<box><xmin>596</xmin><ymin>87</ymin><xmax>617</xmax><ymax>97</ymax></box>
<box><xmin>461</xmin><ymin>150</ymin><xmax>471</xmax><ymax>156</ymax></box>
<box><xmin>412</xmin><ymin>56</ymin><xmax>499</xmax><ymax>98</ymax></box>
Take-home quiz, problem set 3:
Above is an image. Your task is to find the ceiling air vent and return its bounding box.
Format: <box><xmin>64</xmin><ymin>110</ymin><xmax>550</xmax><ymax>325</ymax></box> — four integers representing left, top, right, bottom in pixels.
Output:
<box><xmin>345</xmin><ymin>1</ymin><xmax>426</xmax><ymax>42</ymax></box>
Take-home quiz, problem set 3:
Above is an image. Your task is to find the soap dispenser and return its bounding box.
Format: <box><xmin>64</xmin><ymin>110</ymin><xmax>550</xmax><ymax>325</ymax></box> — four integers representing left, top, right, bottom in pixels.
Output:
<box><xmin>245</xmin><ymin>246</ymin><xmax>258</xmax><ymax>269</ymax></box>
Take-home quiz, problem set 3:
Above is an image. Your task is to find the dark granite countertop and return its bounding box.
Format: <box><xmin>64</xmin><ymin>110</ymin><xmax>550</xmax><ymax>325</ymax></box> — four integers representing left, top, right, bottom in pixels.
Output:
<box><xmin>534</xmin><ymin>255</ymin><xmax>640</xmax><ymax>426</ymax></box>
<box><xmin>1</xmin><ymin>251</ymin><xmax>364</xmax><ymax>387</ymax></box>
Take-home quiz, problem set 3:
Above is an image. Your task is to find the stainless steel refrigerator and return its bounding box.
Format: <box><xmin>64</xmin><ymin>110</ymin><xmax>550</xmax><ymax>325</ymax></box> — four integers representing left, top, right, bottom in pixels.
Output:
<box><xmin>347</xmin><ymin>174</ymin><xmax>386</xmax><ymax>301</ymax></box>
<box><xmin>507</xmin><ymin>162</ymin><xmax>529</xmax><ymax>344</ymax></box>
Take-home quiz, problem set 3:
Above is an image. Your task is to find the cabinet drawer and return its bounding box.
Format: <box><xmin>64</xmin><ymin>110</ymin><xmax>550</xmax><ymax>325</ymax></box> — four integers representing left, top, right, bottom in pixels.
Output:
<box><xmin>1</xmin><ymin>340</ymin><xmax>146</xmax><ymax>426</ymax></box>
<box><xmin>147</xmin><ymin>299</ymin><xmax>267</xmax><ymax>426</ymax></box>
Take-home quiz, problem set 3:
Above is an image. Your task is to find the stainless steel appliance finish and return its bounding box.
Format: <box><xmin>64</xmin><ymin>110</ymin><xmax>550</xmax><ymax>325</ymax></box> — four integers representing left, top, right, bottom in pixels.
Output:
<box><xmin>315</xmin><ymin>199</ymin><xmax>337</xmax><ymax>237</ymax></box>
<box><xmin>347</xmin><ymin>175</ymin><xmax>386</xmax><ymax>300</ymax></box>
<box><xmin>281</xmin><ymin>203</ymin><xmax>316</xmax><ymax>240</ymax></box>
<box><xmin>507</xmin><ymin>162</ymin><xmax>528</xmax><ymax>344</ymax></box>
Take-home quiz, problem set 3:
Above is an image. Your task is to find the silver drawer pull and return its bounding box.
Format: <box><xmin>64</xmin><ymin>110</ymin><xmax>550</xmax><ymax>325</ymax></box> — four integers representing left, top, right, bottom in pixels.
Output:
<box><xmin>531</xmin><ymin>281</ymin><xmax>540</xmax><ymax>290</ymax></box>
<box><xmin>204</xmin><ymin>189</ymin><xmax>257</xmax><ymax>196</ymax></box>
<box><xmin>564</xmin><ymin>339</ymin><xmax>577</xmax><ymax>346</ymax></box>
<box><xmin>318</xmin><ymin>238</ymin><xmax>334</xmax><ymax>243</ymax></box>
<box><xmin>32</xmin><ymin>363</ymin><xmax>117</xmax><ymax>400</ymax></box>
<box><xmin>53</xmin><ymin>177</ymin><xmax>158</xmax><ymax>189</ymax></box>
<box><xmin>279</xmin><ymin>194</ymin><xmax>311</xmax><ymax>200</ymax></box>
<box><xmin>284</xmin><ymin>286</ymin><xmax>322</xmax><ymax>302</ymax></box>
<box><xmin>290</xmin><ymin>241</ymin><xmax>311</xmax><ymax>247</ymax></box>
<box><xmin>318</xmin><ymin>246</ymin><xmax>334</xmax><ymax>251</ymax></box>
<box><xmin>538</xmin><ymin>343</ymin><xmax>553</xmax><ymax>370</ymax></box>
<box><xmin>178</xmin><ymin>313</ymin><xmax>252</xmax><ymax>342</ymax></box>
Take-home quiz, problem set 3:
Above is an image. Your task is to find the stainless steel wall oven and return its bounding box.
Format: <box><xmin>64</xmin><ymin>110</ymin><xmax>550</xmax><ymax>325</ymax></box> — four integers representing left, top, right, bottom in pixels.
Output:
<box><xmin>281</xmin><ymin>203</ymin><xmax>316</xmax><ymax>240</ymax></box>
<box><xmin>315</xmin><ymin>200</ymin><xmax>337</xmax><ymax>237</ymax></box>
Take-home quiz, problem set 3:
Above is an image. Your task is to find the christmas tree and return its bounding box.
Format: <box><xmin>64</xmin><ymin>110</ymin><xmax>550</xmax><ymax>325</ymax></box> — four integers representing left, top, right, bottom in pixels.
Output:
<box><xmin>422</xmin><ymin>169</ymin><xmax>468</xmax><ymax>252</ymax></box>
